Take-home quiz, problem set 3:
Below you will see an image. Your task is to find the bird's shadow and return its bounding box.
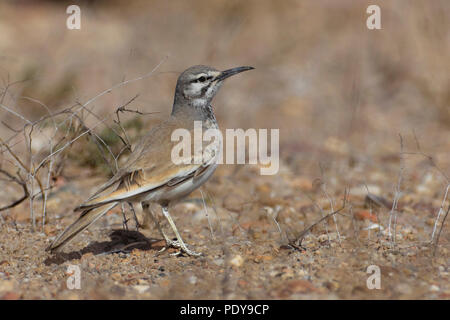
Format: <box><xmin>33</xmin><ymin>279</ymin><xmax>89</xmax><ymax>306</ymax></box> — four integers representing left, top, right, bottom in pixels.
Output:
<box><xmin>44</xmin><ymin>229</ymin><xmax>165</xmax><ymax>265</ymax></box>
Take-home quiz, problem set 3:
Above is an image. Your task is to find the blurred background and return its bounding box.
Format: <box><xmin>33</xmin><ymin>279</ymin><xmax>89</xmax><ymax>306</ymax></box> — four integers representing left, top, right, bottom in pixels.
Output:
<box><xmin>1</xmin><ymin>0</ymin><xmax>448</xmax><ymax>147</ymax></box>
<box><xmin>1</xmin><ymin>0</ymin><xmax>449</xmax><ymax>199</ymax></box>
<box><xmin>0</xmin><ymin>0</ymin><xmax>448</xmax><ymax>299</ymax></box>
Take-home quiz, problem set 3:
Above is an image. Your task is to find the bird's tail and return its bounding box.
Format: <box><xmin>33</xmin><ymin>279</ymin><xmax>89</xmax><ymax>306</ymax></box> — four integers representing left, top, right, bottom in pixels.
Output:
<box><xmin>46</xmin><ymin>202</ymin><xmax>118</xmax><ymax>253</ymax></box>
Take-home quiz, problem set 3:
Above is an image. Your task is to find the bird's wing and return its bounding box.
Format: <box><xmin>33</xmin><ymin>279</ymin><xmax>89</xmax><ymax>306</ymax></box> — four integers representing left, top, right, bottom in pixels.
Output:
<box><xmin>76</xmin><ymin>116</ymin><xmax>216</xmax><ymax>210</ymax></box>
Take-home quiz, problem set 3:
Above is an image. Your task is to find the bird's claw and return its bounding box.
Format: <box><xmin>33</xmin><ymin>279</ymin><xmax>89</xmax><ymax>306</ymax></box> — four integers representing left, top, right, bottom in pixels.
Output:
<box><xmin>157</xmin><ymin>238</ymin><xmax>202</xmax><ymax>257</ymax></box>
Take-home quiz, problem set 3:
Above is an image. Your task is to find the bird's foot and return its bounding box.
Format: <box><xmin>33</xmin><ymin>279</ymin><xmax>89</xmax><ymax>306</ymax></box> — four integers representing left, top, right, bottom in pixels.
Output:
<box><xmin>157</xmin><ymin>238</ymin><xmax>202</xmax><ymax>257</ymax></box>
<box><xmin>176</xmin><ymin>245</ymin><xmax>202</xmax><ymax>257</ymax></box>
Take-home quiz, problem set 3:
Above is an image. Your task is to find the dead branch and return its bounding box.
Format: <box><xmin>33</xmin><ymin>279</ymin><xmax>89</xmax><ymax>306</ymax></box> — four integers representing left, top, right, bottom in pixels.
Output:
<box><xmin>290</xmin><ymin>188</ymin><xmax>348</xmax><ymax>249</ymax></box>
<box><xmin>0</xmin><ymin>168</ymin><xmax>29</xmax><ymax>212</ymax></box>
<box><xmin>0</xmin><ymin>57</ymin><xmax>168</xmax><ymax>231</ymax></box>
<box><xmin>388</xmin><ymin>134</ymin><xmax>405</xmax><ymax>244</ymax></box>
<box><xmin>431</xmin><ymin>184</ymin><xmax>450</xmax><ymax>240</ymax></box>
<box><xmin>433</xmin><ymin>203</ymin><xmax>449</xmax><ymax>256</ymax></box>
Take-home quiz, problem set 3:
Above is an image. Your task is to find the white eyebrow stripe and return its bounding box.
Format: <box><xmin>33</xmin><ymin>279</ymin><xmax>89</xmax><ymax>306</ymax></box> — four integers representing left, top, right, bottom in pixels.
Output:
<box><xmin>189</xmin><ymin>73</ymin><xmax>208</xmax><ymax>80</ymax></box>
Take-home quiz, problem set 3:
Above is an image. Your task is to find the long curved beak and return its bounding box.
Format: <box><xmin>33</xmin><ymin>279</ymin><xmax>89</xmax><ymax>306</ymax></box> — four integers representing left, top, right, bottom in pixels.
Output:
<box><xmin>216</xmin><ymin>66</ymin><xmax>254</xmax><ymax>81</ymax></box>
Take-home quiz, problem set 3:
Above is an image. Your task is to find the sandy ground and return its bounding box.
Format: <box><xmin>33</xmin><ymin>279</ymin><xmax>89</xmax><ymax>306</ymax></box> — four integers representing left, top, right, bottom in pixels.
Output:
<box><xmin>0</xmin><ymin>153</ymin><xmax>449</xmax><ymax>299</ymax></box>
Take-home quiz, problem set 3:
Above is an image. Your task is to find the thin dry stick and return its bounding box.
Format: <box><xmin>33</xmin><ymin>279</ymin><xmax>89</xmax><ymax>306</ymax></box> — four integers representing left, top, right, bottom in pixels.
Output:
<box><xmin>89</xmin><ymin>133</ymin><xmax>116</xmax><ymax>174</ymax></box>
<box><xmin>388</xmin><ymin>134</ymin><xmax>405</xmax><ymax>244</ymax></box>
<box><xmin>408</xmin><ymin>129</ymin><xmax>449</xmax><ymax>183</ymax></box>
<box><xmin>431</xmin><ymin>184</ymin><xmax>450</xmax><ymax>242</ymax></box>
<box><xmin>114</xmin><ymin>93</ymin><xmax>159</xmax><ymax>154</ymax></box>
<box><xmin>121</xmin><ymin>202</ymin><xmax>129</xmax><ymax>231</ymax></box>
<box><xmin>203</xmin><ymin>188</ymin><xmax>224</xmax><ymax>237</ymax></box>
<box><xmin>0</xmin><ymin>103</ymin><xmax>33</xmax><ymax>125</ymax></box>
<box><xmin>64</xmin><ymin>56</ymin><xmax>168</xmax><ymax>126</ymax></box>
<box><xmin>200</xmin><ymin>188</ymin><xmax>215</xmax><ymax>240</ymax></box>
<box><xmin>0</xmin><ymin>169</ymin><xmax>29</xmax><ymax>212</ymax></box>
<box><xmin>41</xmin><ymin>144</ymin><xmax>54</xmax><ymax>230</ymax></box>
<box><xmin>34</xmin><ymin>114</ymin><xmax>111</xmax><ymax>173</ymax></box>
<box><xmin>21</xmin><ymin>96</ymin><xmax>58</xmax><ymax>130</ymax></box>
<box><xmin>62</xmin><ymin>109</ymin><xmax>120</xmax><ymax>173</ymax></box>
<box><xmin>127</xmin><ymin>202</ymin><xmax>140</xmax><ymax>231</ymax></box>
<box><xmin>0</xmin><ymin>76</ymin><xmax>31</xmax><ymax>105</ymax></box>
<box><xmin>25</xmin><ymin>125</ymin><xmax>36</xmax><ymax>228</ymax></box>
<box><xmin>321</xmin><ymin>184</ymin><xmax>342</xmax><ymax>245</ymax></box>
<box><xmin>1</xmin><ymin>99</ymin><xmax>89</xmax><ymax>151</ymax></box>
<box><xmin>304</xmin><ymin>180</ymin><xmax>331</xmax><ymax>244</ymax></box>
<box><xmin>316</xmin><ymin>164</ymin><xmax>333</xmax><ymax>243</ymax></box>
<box><xmin>114</xmin><ymin>95</ymin><xmax>139</xmax><ymax>151</ymax></box>
<box><xmin>34</xmin><ymin>93</ymin><xmax>151</xmax><ymax>177</ymax></box>
<box><xmin>265</xmin><ymin>205</ymin><xmax>284</xmax><ymax>243</ymax></box>
<box><xmin>291</xmin><ymin>188</ymin><xmax>348</xmax><ymax>249</ymax></box>
<box><xmin>433</xmin><ymin>203</ymin><xmax>449</xmax><ymax>256</ymax></box>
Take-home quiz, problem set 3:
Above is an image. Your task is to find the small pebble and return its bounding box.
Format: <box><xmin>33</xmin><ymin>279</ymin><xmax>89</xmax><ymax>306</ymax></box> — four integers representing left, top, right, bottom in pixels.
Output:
<box><xmin>230</xmin><ymin>255</ymin><xmax>244</xmax><ymax>267</ymax></box>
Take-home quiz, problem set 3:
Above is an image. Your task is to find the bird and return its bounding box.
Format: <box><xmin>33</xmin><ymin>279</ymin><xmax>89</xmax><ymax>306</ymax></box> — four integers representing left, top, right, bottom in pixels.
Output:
<box><xmin>46</xmin><ymin>65</ymin><xmax>254</xmax><ymax>256</ymax></box>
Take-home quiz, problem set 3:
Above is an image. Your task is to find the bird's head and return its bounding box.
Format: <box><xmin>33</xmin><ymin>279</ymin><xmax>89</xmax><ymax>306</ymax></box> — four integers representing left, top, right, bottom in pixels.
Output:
<box><xmin>172</xmin><ymin>65</ymin><xmax>254</xmax><ymax>113</ymax></box>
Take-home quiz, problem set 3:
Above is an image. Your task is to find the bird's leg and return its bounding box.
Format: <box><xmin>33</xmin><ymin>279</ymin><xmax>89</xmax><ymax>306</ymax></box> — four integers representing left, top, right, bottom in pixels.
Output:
<box><xmin>161</xmin><ymin>205</ymin><xmax>202</xmax><ymax>256</ymax></box>
<box><xmin>121</xmin><ymin>203</ymin><xmax>129</xmax><ymax>231</ymax></box>
<box><xmin>142</xmin><ymin>202</ymin><xmax>172</xmax><ymax>245</ymax></box>
<box><xmin>127</xmin><ymin>202</ymin><xmax>140</xmax><ymax>231</ymax></box>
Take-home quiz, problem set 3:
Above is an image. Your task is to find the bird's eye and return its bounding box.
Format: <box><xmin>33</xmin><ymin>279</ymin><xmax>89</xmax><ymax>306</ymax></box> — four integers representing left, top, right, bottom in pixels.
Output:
<box><xmin>198</xmin><ymin>76</ymin><xmax>206</xmax><ymax>82</ymax></box>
